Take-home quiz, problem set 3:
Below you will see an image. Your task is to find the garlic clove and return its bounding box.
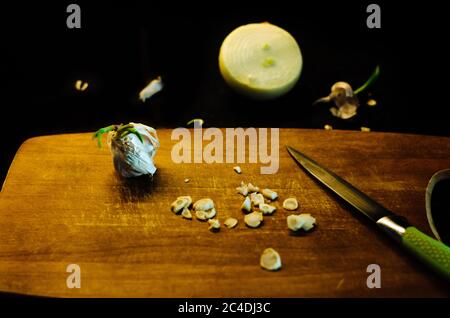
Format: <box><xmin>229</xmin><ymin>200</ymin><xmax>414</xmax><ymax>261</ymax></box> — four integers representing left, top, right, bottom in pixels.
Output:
<box><xmin>193</xmin><ymin>198</ymin><xmax>214</xmax><ymax>212</ymax></box>
<box><xmin>247</xmin><ymin>183</ymin><xmax>259</xmax><ymax>193</ymax></box>
<box><xmin>236</xmin><ymin>182</ymin><xmax>249</xmax><ymax>196</ymax></box>
<box><xmin>108</xmin><ymin>123</ymin><xmax>160</xmax><ymax>178</ymax></box>
<box><xmin>244</xmin><ymin>212</ymin><xmax>263</xmax><ymax>228</ymax></box>
<box><xmin>177</xmin><ymin>196</ymin><xmax>192</xmax><ymax>208</ymax></box>
<box><xmin>299</xmin><ymin>213</ymin><xmax>316</xmax><ymax>231</ymax></box>
<box><xmin>204</xmin><ymin>208</ymin><xmax>217</xmax><ymax>220</ymax></box>
<box><xmin>139</xmin><ymin>76</ymin><xmax>163</xmax><ymax>102</ymax></box>
<box><xmin>260</xmin><ymin>248</ymin><xmax>282</xmax><ymax>271</ymax></box>
<box><xmin>262</xmin><ymin>188</ymin><xmax>278</xmax><ymax>200</ymax></box>
<box><xmin>241</xmin><ymin>196</ymin><xmax>251</xmax><ymax>213</ymax></box>
<box><xmin>250</xmin><ymin>192</ymin><xmax>265</xmax><ymax>206</ymax></box>
<box><xmin>208</xmin><ymin>219</ymin><xmax>221</xmax><ymax>232</ymax></box>
<box><xmin>195</xmin><ymin>210</ymin><xmax>208</xmax><ymax>221</ymax></box>
<box><xmin>259</xmin><ymin>203</ymin><xmax>276</xmax><ymax>215</ymax></box>
<box><xmin>287</xmin><ymin>214</ymin><xmax>316</xmax><ymax>231</ymax></box>
<box><xmin>287</xmin><ymin>214</ymin><xmax>305</xmax><ymax>231</ymax></box>
<box><xmin>224</xmin><ymin>217</ymin><xmax>238</xmax><ymax>229</ymax></box>
<box><xmin>283</xmin><ymin>198</ymin><xmax>299</xmax><ymax>211</ymax></box>
<box><xmin>233</xmin><ymin>166</ymin><xmax>242</xmax><ymax>174</ymax></box>
<box><xmin>171</xmin><ymin>197</ymin><xmax>190</xmax><ymax>214</ymax></box>
<box><xmin>181</xmin><ymin>208</ymin><xmax>192</xmax><ymax>219</ymax></box>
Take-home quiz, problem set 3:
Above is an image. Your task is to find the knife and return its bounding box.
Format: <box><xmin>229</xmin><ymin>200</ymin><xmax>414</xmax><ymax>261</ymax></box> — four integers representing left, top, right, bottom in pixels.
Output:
<box><xmin>286</xmin><ymin>145</ymin><xmax>450</xmax><ymax>280</ymax></box>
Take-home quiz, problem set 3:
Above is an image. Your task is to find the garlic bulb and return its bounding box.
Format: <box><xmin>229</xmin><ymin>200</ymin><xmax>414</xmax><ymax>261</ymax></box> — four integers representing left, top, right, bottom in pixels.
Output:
<box><xmin>94</xmin><ymin>123</ymin><xmax>160</xmax><ymax>178</ymax></box>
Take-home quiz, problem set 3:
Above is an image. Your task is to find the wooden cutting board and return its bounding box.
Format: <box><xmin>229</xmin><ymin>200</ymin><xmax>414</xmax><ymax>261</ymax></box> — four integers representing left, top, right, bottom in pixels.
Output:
<box><xmin>1</xmin><ymin>129</ymin><xmax>449</xmax><ymax>297</ymax></box>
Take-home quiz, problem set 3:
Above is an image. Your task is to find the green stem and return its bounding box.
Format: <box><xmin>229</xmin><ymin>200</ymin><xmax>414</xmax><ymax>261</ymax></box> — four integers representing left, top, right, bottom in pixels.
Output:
<box><xmin>354</xmin><ymin>65</ymin><xmax>380</xmax><ymax>95</ymax></box>
<box><xmin>93</xmin><ymin>124</ymin><xmax>144</xmax><ymax>148</ymax></box>
<box><xmin>187</xmin><ymin>118</ymin><xmax>204</xmax><ymax>126</ymax></box>
<box><xmin>93</xmin><ymin>125</ymin><xmax>116</xmax><ymax>148</ymax></box>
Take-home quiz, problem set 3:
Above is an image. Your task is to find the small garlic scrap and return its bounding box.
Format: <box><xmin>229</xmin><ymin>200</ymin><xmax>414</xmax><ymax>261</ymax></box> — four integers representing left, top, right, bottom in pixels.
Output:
<box><xmin>193</xmin><ymin>198</ymin><xmax>214</xmax><ymax>212</ymax></box>
<box><xmin>283</xmin><ymin>198</ymin><xmax>299</xmax><ymax>211</ymax></box>
<box><xmin>233</xmin><ymin>166</ymin><xmax>242</xmax><ymax>174</ymax></box>
<box><xmin>236</xmin><ymin>181</ymin><xmax>249</xmax><ymax>196</ymax></box>
<box><xmin>250</xmin><ymin>192</ymin><xmax>265</xmax><ymax>207</ymax></box>
<box><xmin>287</xmin><ymin>214</ymin><xmax>305</xmax><ymax>231</ymax></box>
<box><xmin>260</xmin><ymin>248</ymin><xmax>282</xmax><ymax>271</ymax></box>
<box><xmin>262</xmin><ymin>188</ymin><xmax>278</xmax><ymax>200</ymax></box>
<box><xmin>195</xmin><ymin>210</ymin><xmax>207</xmax><ymax>221</ymax></box>
<box><xmin>224</xmin><ymin>217</ymin><xmax>238</xmax><ymax>229</ymax></box>
<box><xmin>181</xmin><ymin>208</ymin><xmax>192</xmax><ymax>219</ymax></box>
<box><xmin>241</xmin><ymin>196</ymin><xmax>251</xmax><ymax>213</ymax></box>
<box><xmin>171</xmin><ymin>196</ymin><xmax>191</xmax><ymax>214</ymax></box>
<box><xmin>247</xmin><ymin>183</ymin><xmax>259</xmax><ymax>193</ymax></box>
<box><xmin>178</xmin><ymin>196</ymin><xmax>192</xmax><ymax>208</ymax></box>
<box><xmin>208</xmin><ymin>219</ymin><xmax>221</xmax><ymax>232</ymax></box>
<box><xmin>75</xmin><ymin>80</ymin><xmax>89</xmax><ymax>91</ymax></box>
<box><xmin>204</xmin><ymin>208</ymin><xmax>217</xmax><ymax>220</ymax></box>
<box><xmin>244</xmin><ymin>212</ymin><xmax>263</xmax><ymax>228</ymax></box>
<box><xmin>259</xmin><ymin>203</ymin><xmax>276</xmax><ymax>215</ymax></box>
<box><xmin>287</xmin><ymin>213</ymin><xmax>316</xmax><ymax>231</ymax></box>
<box><xmin>139</xmin><ymin>76</ymin><xmax>163</xmax><ymax>102</ymax></box>
<box><xmin>300</xmin><ymin>214</ymin><xmax>316</xmax><ymax>231</ymax></box>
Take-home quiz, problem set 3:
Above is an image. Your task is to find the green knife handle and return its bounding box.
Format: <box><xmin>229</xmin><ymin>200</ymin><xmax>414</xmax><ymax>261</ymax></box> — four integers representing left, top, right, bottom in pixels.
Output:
<box><xmin>402</xmin><ymin>227</ymin><xmax>450</xmax><ymax>280</ymax></box>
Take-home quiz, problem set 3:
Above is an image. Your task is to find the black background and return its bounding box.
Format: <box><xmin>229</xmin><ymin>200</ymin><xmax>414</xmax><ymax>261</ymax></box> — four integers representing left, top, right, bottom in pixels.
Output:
<box><xmin>1</xmin><ymin>1</ymin><xmax>449</xmax><ymax>183</ymax></box>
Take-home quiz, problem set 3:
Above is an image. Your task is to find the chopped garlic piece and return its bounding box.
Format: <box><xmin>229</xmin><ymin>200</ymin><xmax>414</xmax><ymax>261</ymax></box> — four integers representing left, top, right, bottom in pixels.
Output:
<box><xmin>250</xmin><ymin>192</ymin><xmax>265</xmax><ymax>206</ymax></box>
<box><xmin>224</xmin><ymin>217</ymin><xmax>238</xmax><ymax>229</ymax></box>
<box><xmin>181</xmin><ymin>208</ymin><xmax>192</xmax><ymax>219</ymax></box>
<box><xmin>287</xmin><ymin>213</ymin><xmax>316</xmax><ymax>231</ymax></box>
<box><xmin>330</xmin><ymin>103</ymin><xmax>357</xmax><ymax>119</ymax></box>
<box><xmin>361</xmin><ymin>126</ymin><xmax>371</xmax><ymax>132</ymax></box>
<box><xmin>283</xmin><ymin>198</ymin><xmax>299</xmax><ymax>211</ymax></box>
<box><xmin>245</xmin><ymin>212</ymin><xmax>263</xmax><ymax>228</ymax></box>
<box><xmin>287</xmin><ymin>214</ymin><xmax>305</xmax><ymax>231</ymax></box>
<box><xmin>259</xmin><ymin>203</ymin><xmax>276</xmax><ymax>215</ymax></box>
<box><xmin>241</xmin><ymin>196</ymin><xmax>251</xmax><ymax>213</ymax></box>
<box><xmin>233</xmin><ymin>166</ymin><xmax>242</xmax><ymax>174</ymax></box>
<box><xmin>204</xmin><ymin>208</ymin><xmax>217</xmax><ymax>220</ymax></box>
<box><xmin>260</xmin><ymin>248</ymin><xmax>282</xmax><ymax>271</ymax></box>
<box><xmin>208</xmin><ymin>219</ymin><xmax>221</xmax><ymax>232</ymax></box>
<box><xmin>300</xmin><ymin>214</ymin><xmax>316</xmax><ymax>231</ymax></box>
<box><xmin>315</xmin><ymin>81</ymin><xmax>359</xmax><ymax>120</ymax></box>
<box><xmin>75</xmin><ymin>80</ymin><xmax>88</xmax><ymax>91</ymax></box>
<box><xmin>247</xmin><ymin>183</ymin><xmax>259</xmax><ymax>193</ymax></box>
<box><xmin>139</xmin><ymin>76</ymin><xmax>163</xmax><ymax>102</ymax></box>
<box><xmin>236</xmin><ymin>181</ymin><xmax>249</xmax><ymax>196</ymax></box>
<box><xmin>324</xmin><ymin>124</ymin><xmax>333</xmax><ymax>130</ymax></box>
<box><xmin>184</xmin><ymin>178</ymin><xmax>190</xmax><ymax>183</ymax></box>
<box><xmin>193</xmin><ymin>198</ymin><xmax>214</xmax><ymax>211</ymax></box>
<box><xmin>178</xmin><ymin>196</ymin><xmax>192</xmax><ymax>208</ymax></box>
<box><xmin>262</xmin><ymin>188</ymin><xmax>278</xmax><ymax>200</ymax></box>
<box><xmin>367</xmin><ymin>99</ymin><xmax>377</xmax><ymax>107</ymax></box>
<box><xmin>195</xmin><ymin>210</ymin><xmax>208</xmax><ymax>221</ymax></box>
<box><xmin>171</xmin><ymin>196</ymin><xmax>191</xmax><ymax>214</ymax></box>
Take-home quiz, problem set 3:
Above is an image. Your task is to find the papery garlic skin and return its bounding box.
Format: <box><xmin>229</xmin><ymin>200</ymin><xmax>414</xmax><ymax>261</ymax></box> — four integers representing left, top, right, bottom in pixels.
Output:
<box><xmin>108</xmin><ymin>123</ymin><xmax>160</xmax><ymax>178</ymax></box>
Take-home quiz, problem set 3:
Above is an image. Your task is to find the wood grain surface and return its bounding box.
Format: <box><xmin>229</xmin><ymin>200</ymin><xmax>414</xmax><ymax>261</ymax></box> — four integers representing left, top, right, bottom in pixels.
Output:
<box><xmin>0</xmin><ymin>129</ymin><xmax>449</xmax><ymax>297</ymax></box>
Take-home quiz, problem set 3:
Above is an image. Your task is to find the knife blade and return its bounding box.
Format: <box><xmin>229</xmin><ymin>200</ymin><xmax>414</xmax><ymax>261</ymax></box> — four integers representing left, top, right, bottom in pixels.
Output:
<box><xmin>286</xmin><ymin>145</ymin><xmax>450</xmax><ymax>280</ymax></box>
